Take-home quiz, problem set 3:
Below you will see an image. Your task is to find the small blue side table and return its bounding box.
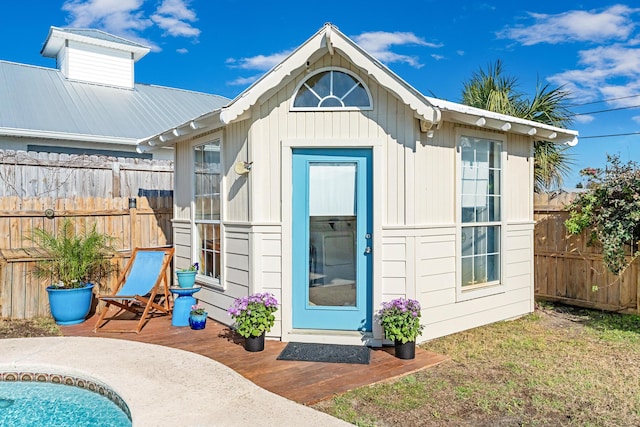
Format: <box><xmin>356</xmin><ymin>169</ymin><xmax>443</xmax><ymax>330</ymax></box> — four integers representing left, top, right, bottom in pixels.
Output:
<box><xmin>170</xmin><ymin>287</ymin><xmax>201</xmax><ymax>327</ymax></box>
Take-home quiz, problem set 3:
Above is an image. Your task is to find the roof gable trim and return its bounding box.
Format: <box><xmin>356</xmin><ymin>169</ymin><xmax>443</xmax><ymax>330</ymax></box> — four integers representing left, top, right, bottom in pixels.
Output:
<box><xmin>219</xmin><ymin>24</ymin><xmax>441</xmax><ymax>126</ymax></box>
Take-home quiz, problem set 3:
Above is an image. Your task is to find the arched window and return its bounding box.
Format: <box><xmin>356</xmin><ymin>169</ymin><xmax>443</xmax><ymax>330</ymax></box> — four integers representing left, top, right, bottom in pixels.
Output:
<box><xmin>291</xmin><ymin>68</ymin><xmax>372</xmax><ymax>110</ymax></box>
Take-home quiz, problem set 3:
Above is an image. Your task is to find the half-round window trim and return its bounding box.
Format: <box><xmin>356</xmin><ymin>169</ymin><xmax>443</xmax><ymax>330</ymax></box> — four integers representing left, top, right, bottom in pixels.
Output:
<box><xmin>290</xmin><ymin>67</ymin><xmax>373</xmax><ymax>112</ymax></box>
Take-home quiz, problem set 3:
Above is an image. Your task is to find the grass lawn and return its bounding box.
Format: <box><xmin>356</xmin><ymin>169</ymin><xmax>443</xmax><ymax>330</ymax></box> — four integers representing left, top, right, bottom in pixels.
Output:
<box><xmin>313</xmin><ymin>302</ymin><xmax>640</xmax><ymax>426</ymax></box>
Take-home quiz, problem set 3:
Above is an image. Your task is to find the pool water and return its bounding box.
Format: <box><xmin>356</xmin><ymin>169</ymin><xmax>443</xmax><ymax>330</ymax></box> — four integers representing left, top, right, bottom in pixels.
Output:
<box><xmin>0</xmin><ymin>381</ymin><xmax>131</xmax><ymax>427</ymax></box>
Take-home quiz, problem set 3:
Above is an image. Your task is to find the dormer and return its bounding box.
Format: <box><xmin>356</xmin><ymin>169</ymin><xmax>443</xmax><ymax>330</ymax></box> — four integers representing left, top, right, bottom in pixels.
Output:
<box><xmin>41</xmin><ymin>26</ymin><xmax>150</xmax><ymax>89</ymax></box>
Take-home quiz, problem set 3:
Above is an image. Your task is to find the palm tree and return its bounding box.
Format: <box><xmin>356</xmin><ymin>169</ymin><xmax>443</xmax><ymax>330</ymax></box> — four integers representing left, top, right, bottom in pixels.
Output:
<box><xmin>461</xmin><ymin>60</ymin><xmax>574</xmax><ymax>193</ymax></box>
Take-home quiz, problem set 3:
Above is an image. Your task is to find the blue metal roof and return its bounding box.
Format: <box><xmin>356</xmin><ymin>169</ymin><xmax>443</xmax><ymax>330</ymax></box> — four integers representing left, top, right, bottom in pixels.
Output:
<box><xmin>0</xmin><ymin>60</ymin><xmax>228</xmax><ymax>142</ymax></box>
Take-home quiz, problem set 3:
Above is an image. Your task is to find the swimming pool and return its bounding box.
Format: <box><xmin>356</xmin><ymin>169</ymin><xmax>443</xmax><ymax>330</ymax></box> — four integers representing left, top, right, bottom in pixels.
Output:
<box><xmin>0</xmin><ymin>372</ymin><xmax>131</xmax><ymax>427</ymax></box>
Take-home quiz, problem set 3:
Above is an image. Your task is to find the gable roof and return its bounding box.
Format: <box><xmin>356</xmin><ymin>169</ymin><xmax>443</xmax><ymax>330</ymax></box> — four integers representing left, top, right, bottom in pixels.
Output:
<box><xmin>138</xmin><ymin>23</ymin><xmax>578</xmax><ymax>150</ymax></box>
<box><xmin>0</xmin><ymin>60</ymin><xmax>229</xmax><ymax>145</ymax></box>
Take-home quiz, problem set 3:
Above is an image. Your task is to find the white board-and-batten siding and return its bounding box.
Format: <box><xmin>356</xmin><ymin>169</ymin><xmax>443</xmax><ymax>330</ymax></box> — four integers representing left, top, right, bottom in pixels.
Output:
<box><xmin>59</xmin><ymin>40</ymin><xmax>134</xmax><ymax>89</ymax></box>
<box><xmin>172</xmin><ymin>50</ymin><xmax>536</xmax><ymax>344</ymax></box>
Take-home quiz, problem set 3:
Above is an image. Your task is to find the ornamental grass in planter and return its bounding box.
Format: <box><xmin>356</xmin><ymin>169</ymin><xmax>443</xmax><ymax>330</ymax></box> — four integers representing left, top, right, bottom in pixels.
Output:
<box><xmin>26</xmin><ymin>218</ymin><xmax>117</xmax><ymax>324</ymax></box>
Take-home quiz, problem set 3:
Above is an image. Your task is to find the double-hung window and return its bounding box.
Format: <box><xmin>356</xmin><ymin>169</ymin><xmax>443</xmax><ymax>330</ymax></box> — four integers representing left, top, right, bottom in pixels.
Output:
<box><xmin>460</xmin><ymin>134</ymin><xmax>502</xmax><ymax>290</ymax></box>
<box><xmin>194</xmin><ymin>139</ymin><xmax>221</xmax><ymax>282</ymax></box>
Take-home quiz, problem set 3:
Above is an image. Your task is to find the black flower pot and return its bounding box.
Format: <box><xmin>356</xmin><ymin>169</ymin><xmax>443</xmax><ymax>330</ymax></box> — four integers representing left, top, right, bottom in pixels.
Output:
<box><xmin>244</xmin><ymin>333</ymin><xmax>265</xmax><ymax>352</ymax></box>
<box><xmin>394</xmin><ymin>340</ymin><xmax>416</xmax><ymax>360</ymax></box>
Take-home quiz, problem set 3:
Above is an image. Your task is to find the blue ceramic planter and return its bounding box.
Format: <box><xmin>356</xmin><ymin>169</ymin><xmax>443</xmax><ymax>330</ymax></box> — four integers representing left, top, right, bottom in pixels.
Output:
<box><xmin>176</xmin><ymin>271</ymin><xmax>197</xmax><ymax>288</ymax></box>
<box><xmin>189</xmin><ymin>313</ymin><xmax>207</xmax><ymax>330</ymax></box>
<box><xmin>46</xmin><ymin>283</ymin><xmax>95</xmax><ymax>325</ymax></box>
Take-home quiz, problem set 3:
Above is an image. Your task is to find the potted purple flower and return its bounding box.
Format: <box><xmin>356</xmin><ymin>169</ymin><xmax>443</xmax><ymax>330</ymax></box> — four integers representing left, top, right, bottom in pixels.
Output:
<box><xmin>378</xmin><ymin>298</ymin><xmax>424</xmax><ymax>359</ymax></box>
<box><xmin>228</xmin><ymin>292</ymin><xmax>278</xmax><ymax>352</ymax></box>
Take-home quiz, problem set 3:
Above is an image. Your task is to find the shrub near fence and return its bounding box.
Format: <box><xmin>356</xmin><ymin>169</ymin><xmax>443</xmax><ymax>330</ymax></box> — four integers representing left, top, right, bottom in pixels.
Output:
<box><xmin>0</xmin><ymin>196</ymin><xmax>173</xmax><ymax>319</ymax></box>
<box><xmin>534</xmin><ymin>193</ymin><xmax>639</xmax><ymax>313</ymax></box>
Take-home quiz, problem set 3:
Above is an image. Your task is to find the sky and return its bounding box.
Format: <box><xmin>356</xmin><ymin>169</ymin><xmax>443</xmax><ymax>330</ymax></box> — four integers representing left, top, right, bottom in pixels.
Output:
<box><xmin>2</xmin><ymin>1</ymin><xmax>640</xmax><ymax>188</ymax></box>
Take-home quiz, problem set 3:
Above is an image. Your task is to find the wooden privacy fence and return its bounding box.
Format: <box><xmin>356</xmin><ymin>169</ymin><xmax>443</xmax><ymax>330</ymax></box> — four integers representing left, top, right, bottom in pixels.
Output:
<box><xmin>534</xmin><ymin>193</ymin><xmax>639</xmax><ymax>313</ymax></box>
<box><xmin>0</xmin><ymin>196</ymin><xmax>173</xmax><ymax>319</ymax></box>
<box><xmin>0</xmin><ymin>149</ymin><xmax>173</xmax><ymax>199</ymax></box>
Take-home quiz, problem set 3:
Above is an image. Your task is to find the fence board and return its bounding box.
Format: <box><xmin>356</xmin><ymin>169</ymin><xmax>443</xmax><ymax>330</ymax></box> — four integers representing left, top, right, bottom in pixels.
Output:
<box><xmin>534</xmin><ymin>193</ymin><xmax>638</xmax><ymax>313</ymax></box>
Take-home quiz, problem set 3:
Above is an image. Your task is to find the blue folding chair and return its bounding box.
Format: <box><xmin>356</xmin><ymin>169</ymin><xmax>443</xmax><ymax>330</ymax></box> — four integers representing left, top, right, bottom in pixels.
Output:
<box><xmin>94</xmin><ymin>247</ymin><xmax>175</xmax><ymax>333</ymax></box>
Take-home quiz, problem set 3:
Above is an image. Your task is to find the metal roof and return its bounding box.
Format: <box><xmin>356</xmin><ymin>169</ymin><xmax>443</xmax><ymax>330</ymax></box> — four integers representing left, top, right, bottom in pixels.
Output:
<box><xmin>41</xmin><ymin>27</ymin><xmax>150</xmax><ymax>61</ymax></box>
<box><xmin>54</xmin><ymin>28</ymin><xmax>149</xmax><ymax>49</ymax></box>
<box><xmin>0</xmin><ymin>60</ymin><xmax>229</xmax><ymax>144</ymax></box>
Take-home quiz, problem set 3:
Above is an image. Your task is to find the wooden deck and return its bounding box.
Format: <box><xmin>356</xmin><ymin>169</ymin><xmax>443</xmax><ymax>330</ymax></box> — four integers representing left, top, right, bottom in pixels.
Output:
<box><xmin>61</xmin><ymin>314</ymin><xmax>449</xmax><ymax>405</ymax></box>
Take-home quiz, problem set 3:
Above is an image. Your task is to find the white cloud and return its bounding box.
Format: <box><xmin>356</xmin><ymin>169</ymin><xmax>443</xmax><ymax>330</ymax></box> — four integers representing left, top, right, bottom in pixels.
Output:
<box><xmin>499</xmin><ymin>5</ymin><xmax>640</xmax><ymax>120</ymax></box>
<box><xmin>227</xmin><ymin>75</ymin><xmax>261</xmax><ymax>86</ymax></box>
<box><xmin>176</xmin><ymin>48</ymin><xmax>188</xmax><ymax>54</ymax></box>
<box><xmin>574</xmin><ymin>115</ymin><xmax>595</xmax><ymax>124</ymax></box>
<box><xmin>548</xmin><ymin>45</ymin><xmax>640</xmax><ymax>106</ymax></box>
<box><xmin>431</xmin><ymin>54</ymin><xmax>444</xmax><ymax>61</ymax></box>
<box><xmin>226</xmin><ymin>50</ymin><xmax>293</xmax><ymax>71</ymax></box>
<box><xmin>62</xmin><ymin>0</ymin><xmax>200</xmax><ymax>51</ymax></box>
<box><xmin>498</xmin><ymin>5</ymin><xmax>640</xmax><ymax>45</ymax></box>
<box><xmin>63</xmin><ymin>0</ymin><xmax>152</xmax><ymax>34</ymax></box>
<box><xmin>352</xmin><ymin>31</ymin><xmax>442</xmax><ymax>68</ymax></box>
<box><xmin>151</xmin><ymin>0</ymin><xmax>200</xmax><ymax>38</ymax></box>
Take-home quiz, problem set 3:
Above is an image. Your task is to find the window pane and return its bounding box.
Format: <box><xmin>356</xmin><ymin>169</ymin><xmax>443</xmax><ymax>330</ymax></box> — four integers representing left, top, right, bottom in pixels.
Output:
<box><xmin>343</xmin><ymin>86</ymin><xmax>369</xmax><ymax>106</ymax></box>
<box><xmin>332</xmin><ymin>71</ymin><xmax>356</xmax><ymax>95</ymax></box>
<box><xmin>461</xmin><ymin>225</ymin><xmax>500</xmax><ymax>287</ymax></box>
<box><xmin>488</xmin><ymin>195</ymin><xmax>500</xmax><ymax>222</ymax></box>
<box><xmin>461</xmin><ymin>257</ymin><xmax>474</xmax><ymax>287</ymax></box>
<box><xmin>487</xmin><ymin>254</ymin><xmax>500</xmax><ymax>282</ymax></box>
<box><xmin>309</xmin><ymin>163</ymin><xmax>357</xmax><ymax>216</ymax></box>
<box><xmin>293</xmin><ymin>70</ymin><xmax>372</xmax><ymax>109</ymax></box>
<box><xmin>293</xmin><ymin>85</ymin><xmax>319</xmax><ymax>107</ymax></box>
<box><xmin>474</xmin><ymin>253</ymin><xmax>487</xmax><ymax>283</ymax></box>
<box><xmin>311</xmin><ymin>72</ymin><xmax>331</xmax><ymax>98</ymax></box>
<box><xmin>461</xmin><ymin>227</ymin><xmax>474</xmax><ymax>257</ymax></box>
<box><xmin>487</xmin><ymin>226</ymin><xmax>500</xmax><ymax>254</ymax></box>
<box><xmin>319</xmin><ymin>97</ymin><xmax>343</xmax><ymax>108</ymax></box>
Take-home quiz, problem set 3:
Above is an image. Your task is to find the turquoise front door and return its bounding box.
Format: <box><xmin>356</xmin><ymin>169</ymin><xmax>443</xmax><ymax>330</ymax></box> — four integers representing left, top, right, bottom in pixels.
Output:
<box><xmin>292</xmin><ymin>148</ymin><xmax>372</xmax><ymax>331</ymax></box>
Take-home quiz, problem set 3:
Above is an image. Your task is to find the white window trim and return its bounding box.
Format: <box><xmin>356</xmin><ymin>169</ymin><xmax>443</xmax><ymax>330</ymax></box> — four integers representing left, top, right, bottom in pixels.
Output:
<box><xmin>455</xmin><ymin>128</ymin><xmax>506</xmax><ymax>302</ymax></box>
<box><xmin>190</xmin><ymin>133</ymin><xmax>225</xmax><ymax>290</ymax></box>
<box><xmin>290</xmin><ymin>66</ymin><xmax>373</xmax><ymax>112</ymax></box>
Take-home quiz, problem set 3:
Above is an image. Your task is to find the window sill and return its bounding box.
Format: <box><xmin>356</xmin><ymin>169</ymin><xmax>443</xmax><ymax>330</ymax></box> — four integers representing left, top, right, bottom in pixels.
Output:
<box><xmin>457</xmin><ymin>282</ymin><xmax>505</xmax><ymax>302</ymax></box>
<box><xmin>196</xmin><ymin>276</ymin><xmax>224</xmax><ymax>291</ymax></box>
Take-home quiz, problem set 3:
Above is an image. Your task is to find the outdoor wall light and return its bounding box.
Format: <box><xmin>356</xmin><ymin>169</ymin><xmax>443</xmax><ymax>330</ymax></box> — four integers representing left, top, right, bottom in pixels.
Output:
<box><xmin>128</xmin><ymin>198</ymin><xmax>137</xmax><ymax>209</ymax></box>
<box><xmin>234</xmin><ymin>161</ymin><xmax>253</xmax><ymax>175</ymax></box>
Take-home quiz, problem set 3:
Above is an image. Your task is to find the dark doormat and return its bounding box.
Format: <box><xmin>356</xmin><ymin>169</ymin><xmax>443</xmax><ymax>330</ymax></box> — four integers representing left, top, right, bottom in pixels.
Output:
<box><xmin>277</xmin><ymin>342</ymin><xmax>371</xmax><ymax>364</ymax></box>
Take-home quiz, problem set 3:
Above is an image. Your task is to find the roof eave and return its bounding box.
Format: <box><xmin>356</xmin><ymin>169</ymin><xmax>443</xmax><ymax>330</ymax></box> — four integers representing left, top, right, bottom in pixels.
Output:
<box><xmin>0</xmin><ymin>127</ymin><xmax>139</xmax><ymax>145</ymax></box>
<box><xmin>137</xmin><ymin>109</ymin><xmax>224</xmax><ymax>153</ymax></box>
<box><xmin>430</xmin><ymin>98</ymin><xmax>579</xmax><ymax>145</ymax></box>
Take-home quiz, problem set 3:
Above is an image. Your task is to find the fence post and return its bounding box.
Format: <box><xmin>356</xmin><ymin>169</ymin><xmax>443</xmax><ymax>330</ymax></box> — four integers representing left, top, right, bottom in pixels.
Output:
<box><xmin>112</xmin><ymin>162</ymin><xmax>121</xmax><ymax>198</ymax></box>
<box><xmin>129</xmin><ymin>197</ymin><xmax>137</xmax><ymax>250</ymax></box>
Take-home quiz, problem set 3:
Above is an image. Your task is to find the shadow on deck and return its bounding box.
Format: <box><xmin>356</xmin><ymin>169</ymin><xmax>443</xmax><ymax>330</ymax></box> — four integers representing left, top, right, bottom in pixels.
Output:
<box><xmin>61</xmin><ymin>314</ymin><xmax>449</xmax><ymax>405</ymax></box>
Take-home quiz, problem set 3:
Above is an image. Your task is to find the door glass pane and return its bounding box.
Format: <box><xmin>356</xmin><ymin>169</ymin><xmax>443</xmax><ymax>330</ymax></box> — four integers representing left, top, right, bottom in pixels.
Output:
<box><xmin>308</xmin><ymin>162</ymin><xmax>357</xmax><ymax>307</ymax></box>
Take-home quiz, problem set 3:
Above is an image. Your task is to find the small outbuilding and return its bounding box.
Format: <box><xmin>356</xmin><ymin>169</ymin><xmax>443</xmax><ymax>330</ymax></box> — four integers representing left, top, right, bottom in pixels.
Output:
<box><xmin>138</xmin><ymin>24</ymin><xmax>578</xmax><ymax>345</ymax></box>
